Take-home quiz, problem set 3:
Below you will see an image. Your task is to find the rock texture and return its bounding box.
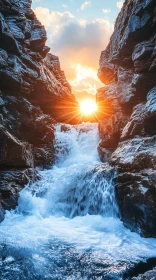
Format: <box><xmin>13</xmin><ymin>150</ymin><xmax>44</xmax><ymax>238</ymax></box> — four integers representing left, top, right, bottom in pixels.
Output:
<box><xmin>0</xmin><ymin>0</ymin><xmax>78</xmax><ymax>219</ymax></box>
<box><xmin>97</xmin><ymin>0</ymin><xmax>156</xmax><ymax>237</ymax></box>
<box><xmin>132</xmin><ymin>268</ymin><xmax>156</xmax><ymax>280</ymax></box>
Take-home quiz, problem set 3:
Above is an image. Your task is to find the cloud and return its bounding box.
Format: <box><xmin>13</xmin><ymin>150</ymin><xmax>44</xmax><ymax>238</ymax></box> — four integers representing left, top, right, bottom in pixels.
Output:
<box><xmin>34</xmin><ymin>7</ymin><xmax>113</xmax><ymax>102</ymax></box>
<box><xmin>62</xmin><ymin>4</ymin><xmax>68</xmax><ymax>9</ymax></box>
<box><xmin>34</xmin><ymin>8</ymin><xmax>74</xmax><ymax>28</ymax></box>
<box><xmin>103</xmin><ymin>9</ymin><xmax>111</xmax><ymax>14</ymax></box>
<box><xmin>80</xmin><ymin>1</ymin><xmax>91</xmax><ymax>11</ymax></box>
<box><xmin>117</xmin><ymin>1</ymin><xmax>124</xmax><ymax>9</ymax></box>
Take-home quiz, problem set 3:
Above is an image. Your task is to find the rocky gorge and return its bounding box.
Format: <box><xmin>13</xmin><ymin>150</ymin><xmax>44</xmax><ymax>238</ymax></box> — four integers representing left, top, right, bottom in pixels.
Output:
<box><xmin>0</xmin><ymin>0</ymin><xmax>156</xmax><ymax>279</ymax></box>
<box><xmin>97</xmin><ymin>0</ymin><xmax>156</xmax><ymax>238</ymax></box>
<box><xmin>0</xmin><ymin>0</ymin><xmax>78</xmax><ymax>220</ymax></box>
<box><xmin>0</xmin><ymin>0</ymin><xmax>155</xmax><ymax>240</ymax></box>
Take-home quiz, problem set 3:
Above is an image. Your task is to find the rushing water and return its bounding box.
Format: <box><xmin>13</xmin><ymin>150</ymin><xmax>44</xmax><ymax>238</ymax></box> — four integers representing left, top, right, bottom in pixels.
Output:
<box><xmin>0</xmin><ymin>123</ymin><xmax>156</xmax><ymax>280</ymax></box>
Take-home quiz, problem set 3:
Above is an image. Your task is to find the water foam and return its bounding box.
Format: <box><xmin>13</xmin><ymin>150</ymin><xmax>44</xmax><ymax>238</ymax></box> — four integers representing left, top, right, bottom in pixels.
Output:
<box><xmin>0</xmin><ymin>123</ymin><xmax>156</xmax><ymax>279</ymax></box>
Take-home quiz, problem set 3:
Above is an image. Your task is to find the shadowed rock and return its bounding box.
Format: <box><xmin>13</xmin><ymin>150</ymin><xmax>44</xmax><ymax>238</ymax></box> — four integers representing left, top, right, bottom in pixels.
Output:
<box><xmin>0</xmin><ymin>168</ymin><xmax>41</xmax><ymax>220</ymax></box>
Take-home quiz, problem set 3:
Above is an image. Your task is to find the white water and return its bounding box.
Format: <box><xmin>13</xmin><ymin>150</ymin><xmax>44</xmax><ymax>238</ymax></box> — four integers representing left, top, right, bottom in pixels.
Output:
<box><xmin>0</xmin><ymin>123</ymin><xmax>156</xmax><ymax>279</ymax></box>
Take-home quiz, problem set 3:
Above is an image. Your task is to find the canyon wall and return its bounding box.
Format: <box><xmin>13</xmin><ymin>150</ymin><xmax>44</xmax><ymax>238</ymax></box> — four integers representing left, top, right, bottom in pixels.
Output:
<box><xmin>97</xmin><ymin>0</ymin><xmax>156</xmax><ymax>237</ymax></box>
<box><xmin>0</xmin><ymin>0</ymin><xmax>78</xmax><ymax>219</ymax></box>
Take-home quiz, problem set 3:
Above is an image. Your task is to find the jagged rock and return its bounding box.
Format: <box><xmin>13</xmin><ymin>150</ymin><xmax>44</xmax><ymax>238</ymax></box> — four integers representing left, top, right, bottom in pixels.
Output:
<box><xmin>97</xmin><ymin>0</ymin><xmax>156</xmax><ymax>236</ymax></box>
<box><xmin>115</xmin><ymin>169</ymin><xmax>156</xmax><ymax>237</ymax></box>
<box><xmin>98</xmin><ymin>46</ymin><xmax>117</xmax><ymax>85</ymax></box>
<box><xmin>61</xmin><ymin>124</ymin><xmax>71</xmax><ymax>132</ymax></box>
<box><xmin>132</xmin><ymin>268</ymin><xmax>156</xmax><ymax>280</ymax></box>
<box><xmin>0</xmin><ymin>0</ymin><xmax>78</xmax><ymax>121</ymax></box>
<box><xmin>0</xmin><ymin>94</ymin><xmax>55</xmax><ymax>145</ymax></box>
<box><xmin>98</xmin><ymin>143</ymin><xmax>112</xmax><ymax>162</ymax></box>
<box><xmin>121</xmin><ymin>87</ymin><xmax>156</xmax><ymax>139</ymax></box>
<box><xmin>0</xmin><ymin>0</ymin><xmax>78</xmax><ymax>219</ymax></box>
<box><xmin>0</xmin><ymin>168</ymin><xmax>41</xmax><ymax>213</ymax></box>
<box><xmin>33</xmin><ymin>144</ymin><xmax>54</xmax><ymax>167</ymax></box>
<box><xmin>111</xmin><ymin>136</ymin><xmax>156</xmax><ymax>171</ymax></box>
<box><xmin>110</xmin><ymin>136</ymin><xmax>156</xmax><ymax>236</ymax></box>
<box><xmin>0</xmin><ymin>13</ymin><xmax>21</xmax><ymax>54</ymax></box>
<box><xmin>0</xmin><ymin>125</ymin><xmax>33</xmax><ymax>168</ymax></box>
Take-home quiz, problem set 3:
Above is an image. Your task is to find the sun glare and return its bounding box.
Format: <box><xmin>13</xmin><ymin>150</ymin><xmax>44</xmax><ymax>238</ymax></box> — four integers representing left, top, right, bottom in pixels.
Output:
<box><xmin>80</xmin><ymin>99</ymin><xmax>98</xmax><ymax>115</ymax></box>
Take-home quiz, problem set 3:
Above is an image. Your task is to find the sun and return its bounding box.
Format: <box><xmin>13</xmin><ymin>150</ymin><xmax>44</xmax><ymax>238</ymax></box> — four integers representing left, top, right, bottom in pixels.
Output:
<box><xmin>80</xmin><ymin>99</ymin><xmax>98</xmax><ymax>115</ymax></box>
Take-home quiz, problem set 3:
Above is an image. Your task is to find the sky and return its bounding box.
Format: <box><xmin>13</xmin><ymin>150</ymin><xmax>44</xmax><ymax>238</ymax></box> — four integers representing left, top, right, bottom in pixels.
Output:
<box><xmin>32</xmin><ymin>0</ymin><xmax>124</xmax><ymax>103</ymax></box>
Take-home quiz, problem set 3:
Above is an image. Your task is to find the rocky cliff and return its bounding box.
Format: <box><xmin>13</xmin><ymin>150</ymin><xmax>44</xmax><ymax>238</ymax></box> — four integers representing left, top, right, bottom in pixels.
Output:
<box><xmin>97</xmin><ymin>0</ymin><xmax>156</xmax><ymax>237</ymax></box>
<box><xmin>0</xmin><ymin>0</ymin><xmax>78</xmax><ymax>220</ymax></box>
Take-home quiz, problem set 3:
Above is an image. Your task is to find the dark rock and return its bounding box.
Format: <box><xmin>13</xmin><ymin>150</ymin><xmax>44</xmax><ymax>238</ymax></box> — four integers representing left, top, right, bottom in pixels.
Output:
<box><xmin>61</xmin><ymin>124</ymin><xmax>71</xmax><ymax>132</ymax></box>
<box><xmin>98</xmin><ymin>46</ymin><xmax>117</xmax><ymax>84</ymax></box>
<box><xmin>0</xmin><ymin>0</ymin><xmax>78</xmax><ymax>220</ymax></box>
<box><xmin>98</xmin><ymin>143</ymin><xmax>112</xmax><ymax>162</ymax></box>
<box><xmin>0</xmin><ymin>0</ymin><xmax>78</xmax><ymax>122</ymax></box>
<box><xmin>33</xmin><ymin>144</ymin><xmax>54</xmax><ymax>167</ymax></box>
<box><xmin>115</xmin><ymin>169</ymin><xmax>156</xmax><ymax>237</ymax></box>
<box><xmin>111</xmin><ymin>136</ymin><xmax>156</xmax><ymax>171</ymax></box>
<box><xmin>0</xmin><ymin>125</ymin><xmax>33</xmax><ymax>168</ymax></box>
<box><xmin>0</xmin><ymin>202</ymin><xmax>5</xmax><ymax>222</ymax></box>
<box><xmin>0</xmin><ymin>168</ymin><xmax>41</xmax><ymax>211</ymax></box>
<box><xmin>132</xmin><ymin>268</ymin><xmax>156</xmax><ymax>280</ymax></box>
<box><xmin>97</xmin><ymin>0</ymin><xmax>156</xmax><ymax>236</ymax></box>
<box><xmin>121</xmin><ymin>87</ymin><xmax>156</xmax><ymax>140</ymax></box>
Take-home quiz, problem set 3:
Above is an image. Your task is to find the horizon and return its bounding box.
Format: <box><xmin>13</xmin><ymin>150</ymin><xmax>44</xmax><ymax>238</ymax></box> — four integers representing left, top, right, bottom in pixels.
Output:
<box><xmin>32</xmin><ymin>0</ymin><xmax>124</xmax><ymax>103</ymax></box>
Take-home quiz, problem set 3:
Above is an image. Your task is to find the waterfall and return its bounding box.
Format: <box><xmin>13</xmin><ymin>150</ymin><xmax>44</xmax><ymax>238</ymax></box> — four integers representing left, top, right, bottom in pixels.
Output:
<box><xmin>0</xmin><ymin>123</ymin><xmax>155</xmax><ymax>280</ymax></box>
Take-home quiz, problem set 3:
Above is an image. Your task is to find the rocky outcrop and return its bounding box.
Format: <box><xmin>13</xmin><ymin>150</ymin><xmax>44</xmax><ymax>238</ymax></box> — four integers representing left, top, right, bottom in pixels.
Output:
<box><xmin>0</xmin><ymin>0</ymin><xmax>78</xmax><ymax>219</ymax></box>
<box><xmin>0</xmin><ymin>168</ymin><xmax>40</xmax><ymax>220</ymax></box>
<box><xmin>97</xmin><ymin>0</ymin><xmax>156</xmax><ymax>237</ymax></box>
<box><xmin>133</xmin><ymin>268</ymin><xmax>156</xmax><ymax>280</ymax></box>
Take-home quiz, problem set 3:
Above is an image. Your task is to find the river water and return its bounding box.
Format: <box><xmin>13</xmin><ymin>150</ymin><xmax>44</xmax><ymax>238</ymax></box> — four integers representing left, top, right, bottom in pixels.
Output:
<box><xmin>0</xmin><ymin>123</ymin><xmax>156</xmax><ymax>279</ymax></box>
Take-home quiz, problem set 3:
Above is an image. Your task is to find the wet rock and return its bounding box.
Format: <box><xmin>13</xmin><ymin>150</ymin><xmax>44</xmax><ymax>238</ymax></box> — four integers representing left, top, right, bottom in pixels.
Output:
<box><xmin>0</xmin><ymin>202</ymin><xmax>5</xmax><ymax>222</ymax></box>
<box><xmin>0</xmin><ymin>125</ymin><xmax>33</xmax><ymax>168</ymax></box>
<box><xmin>132</xmin><ymin>268</ymin><xmax>156</xmax><ymax>280</ymax></box>
<box><xmin>97</xmin><ymin>143</ymin><xmax>112</xmax><ymax>162</ymax></box>
<box><xmin>0</xmin><ymin>0</ymin><xmax>78</xmax><ymax>219</ymax></box>
<box><xmin>111</xmin><ymin>136</ymin><xmax>156</xmax><ymax>171</ymax></box>
<box><xmin>0</xmin><ymin>13</ymin><xmax>21</xmax><ymax>54</ymax></box>
<box><xmin>0</xmin><ymin>0</ymin><xmax>78</xmax><ymax>122</ymax></box>
<box><xmin>61</xmin><ymin>124</ymin><xmax>71</xmax><ymax>132</ymax></box>
<box><xmin>0</xmin><ymin>168</ymin><xmax>41</xmax><ymax>211</ymax></box>
<box><xmin>33</xmin><ymin>144</ymin><xmax>54</xmax><ymax>167</ymax></box>
<box><xmin>98</xmin><ymin>46</ymin><xmax>117</xmax><ymax>85</ymax></box>
<box><xmin>115</xmin><ymin>169</ymin><xmax>156</xmax><ymax>237</ymax></box>
<box><xmin>97</xmin><ymin>0</ymin><xmax>156</xmax><ymax>236</ymax></box>
<box><xmin>121</xmin><ymin>87</ymin><xmax>156</xmax><ymax>140</ymax></box>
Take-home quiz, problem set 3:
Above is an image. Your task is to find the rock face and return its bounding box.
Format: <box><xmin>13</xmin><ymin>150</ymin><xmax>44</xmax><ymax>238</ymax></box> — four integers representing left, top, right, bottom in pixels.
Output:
<box><xmin>97</xmin><ymin>0</ymin><xmax>156</xmax><ymax>237</ymax></box>
<box><xmin>0</xmin><ymin>0</ymin><xmax>78</xmax><ymax>219</ymax></box>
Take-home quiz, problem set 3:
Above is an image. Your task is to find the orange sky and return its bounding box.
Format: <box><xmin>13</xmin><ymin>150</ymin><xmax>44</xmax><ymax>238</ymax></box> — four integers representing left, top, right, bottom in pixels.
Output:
<box><xmin>33</xmin><ymin>6</ymin><xmax>115</xmax><ymax>103</ymax></box>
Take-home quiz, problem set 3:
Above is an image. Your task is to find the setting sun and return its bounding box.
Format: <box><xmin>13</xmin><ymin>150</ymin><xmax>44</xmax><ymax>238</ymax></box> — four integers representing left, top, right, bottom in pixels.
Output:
<box><xmin>80</xmin><ymin>99</ymin><xmax>98</xmax><ymax>115</ymax></box>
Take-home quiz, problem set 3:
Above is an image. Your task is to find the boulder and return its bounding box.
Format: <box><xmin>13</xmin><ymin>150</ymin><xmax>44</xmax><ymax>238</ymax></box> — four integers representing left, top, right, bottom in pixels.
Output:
<box><xmin>115</xmin><ymin>169</ymin><xmax>156</xmax><ymax>237</ymax></box>
<box><xmin>132</xmin><ymin>268</ymin><xmax>156</xmax><ymax>280</ymax></box>
<box><xmin>0</xmin><ymin>168</ymin><xmax>40</xmax><ymax>211</ymax></box>
<box><xmin>111</xmin><ymin>136</ymin><xmax>156</xmax><ymax>171</ymax></box>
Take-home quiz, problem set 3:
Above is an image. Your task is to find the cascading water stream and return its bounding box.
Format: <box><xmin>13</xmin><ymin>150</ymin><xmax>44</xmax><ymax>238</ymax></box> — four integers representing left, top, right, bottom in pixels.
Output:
<box><xmin>0</xmin><ymin>123</ymin><xmax>156</xmax><ymax>279</ymax></box>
